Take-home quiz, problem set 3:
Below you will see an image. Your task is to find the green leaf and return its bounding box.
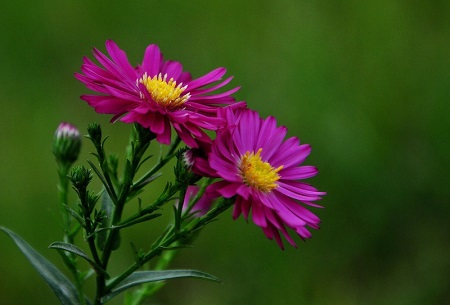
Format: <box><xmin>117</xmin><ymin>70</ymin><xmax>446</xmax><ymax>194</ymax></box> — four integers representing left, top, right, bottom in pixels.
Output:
<box><xmin>130</xmin><ymin>173</ymin><xmax>162</xmax><ymax>194</ymax></box>
<box><xmin>96</xmin><ymin>191</ymin><xmax>115</xmax><ymax>251</ymax></box>
<box><xmin>64</xmin><ymin>205</ymin><xmax>86</xmax><ymax>228</ymax></box>
<box><xmin>49</xmin><ymin>242</ymin><xmax>109</xmax><ymax>278</ymax></box>
<box><xmin>102</xmin><ymin>270</ymin><xmax>220</xmax><ymax>303</ymax></box>
<box><xmin>1</xmin><ymin>227</ymin><xmax>92</xmax><ymax>305</ymax></box>
<box><xmin>87</xmin><ymin>160</ymin><xmax>116</xmax><ymax>204</ymax></box>
<box><xmin>116</xmin><ymin>213</ymin><xmax>162</xmax><ymax>229</ymax></box>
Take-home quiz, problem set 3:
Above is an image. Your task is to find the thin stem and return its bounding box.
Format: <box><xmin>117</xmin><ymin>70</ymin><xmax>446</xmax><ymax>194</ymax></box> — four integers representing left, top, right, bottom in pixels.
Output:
<box><xmin>175</xmin><ymin>186</ymin><xmax>187</xmax><ymax>232</ymax></box>
<box><xmin>106</xmin><ymin>197</ymin><xmax>234</xmax><ymax>291</ymax></box>
<box><xmin>56</xmin><ymin>163</ymin><xmax>86</xmax><ymax>305</ymax></box>
<box><xmin>96</xmin><ymin>125</ymin><xmax>156</xmax><ymax>302</ymax></box>
<box><xmin>57</xmin><ymin>164</ymin><xmax>72</xmax><ymax>242</ymax></box>
<box><xmin>58</xmin><ymin>250</ymin><xmax>86</xmax><ymax>305</ymax></box>
<box><xmin>131</xmin><ymin>137</ymin><xmax>181</xmax><ymax>193</ymax></box>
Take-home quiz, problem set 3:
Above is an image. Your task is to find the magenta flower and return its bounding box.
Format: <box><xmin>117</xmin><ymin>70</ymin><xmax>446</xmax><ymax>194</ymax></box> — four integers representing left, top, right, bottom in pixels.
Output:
<box><xmin>206</xmin><ymin>108</ymin><xmax>326</xmax><ymax>249</ymax></box>
<box><xmin>75</xmin><ymin>40</ymin><xmax>242</xmax><ymax>147</ymax></box>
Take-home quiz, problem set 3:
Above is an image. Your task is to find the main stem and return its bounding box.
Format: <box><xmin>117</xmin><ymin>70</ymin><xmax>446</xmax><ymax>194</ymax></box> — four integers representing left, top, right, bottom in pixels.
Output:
<box><xmin>91</xmin><ymin>128</ymin><xmax>184</xmax><ymax>304</ymax></box>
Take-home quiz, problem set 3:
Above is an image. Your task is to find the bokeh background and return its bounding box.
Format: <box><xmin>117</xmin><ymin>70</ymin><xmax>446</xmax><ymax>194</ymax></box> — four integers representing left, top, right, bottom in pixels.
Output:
<box><xmin>1</xmin><ymin>1</ymin><xmax>449</xmax><ymax>304</ymax></box>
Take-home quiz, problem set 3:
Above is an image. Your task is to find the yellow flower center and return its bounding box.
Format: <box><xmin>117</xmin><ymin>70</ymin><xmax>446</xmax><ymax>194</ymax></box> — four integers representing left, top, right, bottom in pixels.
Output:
<box><xmin>239</xmin><ymin>148</ymin><xmax>283</xmax><ymax>193</ymax></box>
<box><xmin>139</xmin><ymin>73</ymin><xmax>190</xmax><ymax>110</ymax></box>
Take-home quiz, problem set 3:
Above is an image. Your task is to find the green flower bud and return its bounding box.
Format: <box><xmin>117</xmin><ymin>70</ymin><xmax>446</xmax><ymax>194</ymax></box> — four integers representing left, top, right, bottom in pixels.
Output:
<box><xmin>53</xmin><ymin>122</ymin><xmax>81</xmax><ymax>165</ymax></box>
<box><xmin>87</xmin><ymin>123</ymin><xmax>102</xmax><ymax>144</ymax></box>
<box><xmin>68</xmin><ymin>166</ymin><xmax>93</xmax><ymax>191</ymax></box>
<box><xmin>175</xmin><ymin>148</ymin><xmax>201</xmax><ymax>186</ymax></box>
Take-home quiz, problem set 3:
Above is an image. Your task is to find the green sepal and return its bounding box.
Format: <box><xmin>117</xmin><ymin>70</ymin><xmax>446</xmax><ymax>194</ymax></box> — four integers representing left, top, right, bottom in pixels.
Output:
<box><xmin>49</xmin><ymin>242</ymin><xmax>109</xmax><ymax>278</ymax></box>
<box><xmin>1</xmin><ymin>227</ymin><xmax>92</xmax><ymax>305</ymax></box>
<box><xmin>102</xmin><ymin>270</ymin><xmax>220</xmax><ymax>303</ymax></box>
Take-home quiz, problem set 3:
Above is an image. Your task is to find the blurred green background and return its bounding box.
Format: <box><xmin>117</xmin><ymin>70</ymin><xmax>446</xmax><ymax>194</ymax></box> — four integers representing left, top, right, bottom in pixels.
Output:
<box><xmin>1</xmin><ymin>0</ymin><xmax>449</xmax><ymax>304</ymax></box>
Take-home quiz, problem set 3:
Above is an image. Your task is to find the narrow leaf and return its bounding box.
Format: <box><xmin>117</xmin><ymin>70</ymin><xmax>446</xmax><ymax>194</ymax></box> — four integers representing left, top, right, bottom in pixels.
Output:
<box><xmin>96</xmin><ymin>191</ymin><xmax>115</xmax><ymax>251</ymax></box>
<box><xmin>116</xmin><ymin>214</ymin><xmax>162</xmax><ymax>229</ymax></box>
<box><xmin>131</xmin><ymin>173</ymin><xmax>162</xmax><ymax>193</ymax></box>
<box><xmin>102</xmin><ymin>270</ymin><xmax>220</xmax><ymax>303</ymax></box>
<box><xmin>1</xmin><ymin>227</ymin><xmax>92</xmax><ymax>305</ymax></box>
<box><xmin>87</xmin><ymin>160</ymin><xmax>116</xmax><ymax>203</ymax></box>
<box><xmin>49</xmin><ymin>242</ymin><xmax>109</xmax><ymax>278</ymax></box>
<box><xmin>88</xmin><ymin>213</ymin><xmax>162</xmax><ymax>240</ymax></box>
<box><xmin>64</xmin><ymin>205</ymin><xmax>86</xmax><ymax>227</ymax></box>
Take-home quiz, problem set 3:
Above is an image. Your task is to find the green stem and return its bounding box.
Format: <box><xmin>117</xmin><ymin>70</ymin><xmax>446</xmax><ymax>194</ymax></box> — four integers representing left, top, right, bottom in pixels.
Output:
<box><xmin>57</xmin><ymin>164</ymin><xmax>71</xmax><ymax>241</ymax></box>
<box><xmin>96</xmin><ymin>126</ymin><xmax>157</xmax><ymax>302</ymax></box>
<box><xmin>58</xmin><ymin>250</ymin><xmax>86</xmax><ymax>305</ymax></box>
<box><xmin>131</xmin><ymin>137</ymin><xmax>180</xmax><ymax>193</ymax></box>
<box><xmin>115</xmin><ymin>186</ymin><xmax>176</xmax><ymax>229</ymax></box>
<box><xmin>56</xmin><ymin>163</ymin><xmax>86</xmax><ymax>305</ymax></box>
<box><xmin>106</xmin><ymin>197</ymin><xmax>234</xmax><ymax>292</ymax></box>
<box><xmin>175</xmin><ymin>186</ymin><xmax>187</xmax><ymax>232</ymax></box>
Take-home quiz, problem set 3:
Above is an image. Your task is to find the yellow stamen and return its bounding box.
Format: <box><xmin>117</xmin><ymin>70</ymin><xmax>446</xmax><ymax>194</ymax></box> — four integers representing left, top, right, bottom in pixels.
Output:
<box><xmin>139</xmin><ymin>73</ymin><xmax>190</xmax><ymax>110</ymax></box>
<box><xmin>239</xmin><ymin>148</ymin><xmax>283</xmax><ymax>193</ymax></box>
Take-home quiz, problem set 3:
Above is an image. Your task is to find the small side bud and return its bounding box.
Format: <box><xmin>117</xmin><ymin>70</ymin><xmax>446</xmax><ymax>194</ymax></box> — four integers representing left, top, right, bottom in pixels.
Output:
<box><xmin>68</xmin><ymin>166</ymin><xmax>93</xmax><ymax>191</ymax></box>
<box><xmin>87</xmin><ymin>123</ymin><xmax>102</xmax><ymax>145</ymax></box>
<box><xmin>182</xmin><ymin>140</ymin><xmax>216</xmax><ymax>178</ymax></box>
<box><xmin>53</xmin><ymin>122</ymin><xmax>81</xmax><ymax>166</ymax></box>
<box><xmin>175</xmin><ymin>148</ymin><xmax>201</xmax><ymax>186</ymax></box>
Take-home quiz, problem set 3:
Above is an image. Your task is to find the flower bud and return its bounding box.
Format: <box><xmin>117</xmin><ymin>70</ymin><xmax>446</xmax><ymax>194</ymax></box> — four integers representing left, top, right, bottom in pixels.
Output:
<box><xmin>53</xmin><ymin>122</ymin><xmax>81</xmax><ymax>165</ymax></box>
<box><xmin>182</xmin><ymin>141</ymin><xmax>216</xmax><ymax>178</ymax></box>
<box><xmin>175</xmin><ymin>148</ymin><xmax>201</xmax><ymax>186</ymax></box>
<box><xmin>68</xmin><ymin>166</ymin><xmax>93</xmax><ymax>191</ymax></box>
<box><xmin>87</xmin><ymin>123</ymin><xmax>102</xmax><ymax>145</ymax></box>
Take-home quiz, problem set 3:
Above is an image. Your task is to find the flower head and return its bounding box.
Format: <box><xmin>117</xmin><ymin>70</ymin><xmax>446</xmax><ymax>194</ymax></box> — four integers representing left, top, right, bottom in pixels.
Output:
<box><xmin>206</xmin><ymin>108</ymin><xmax>326</xmax><ymax>249</ymax></box>
<box><xmin>75</xmin><ymin>40</ymin><xmax>243</xmax><ymax>147</ymax></box>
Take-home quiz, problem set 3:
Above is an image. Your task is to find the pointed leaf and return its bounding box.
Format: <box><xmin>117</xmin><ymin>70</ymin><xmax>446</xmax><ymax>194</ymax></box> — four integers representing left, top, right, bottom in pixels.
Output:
<box><xmin>102</xmin><ymin>270</ymin><xmax>220</xmax><ymax>303</ymax></box>
<box><xmin>96</xmin><ymin>191</ymin><xmax>115</xmax><ymax>251</ymax></box>
<box><xmin>131</xmin><ymin>173</ymin><xmax>162</xmax><ymax>193</ymax></box>
<box><xmin>64</xmin><ymin>205</ymin><xmax>86</xmax><ymax>227</ymax></box>
<box><xmin>116</xmin><ymin>213</ymin><xmax>162</xmax><ymax>229</ymax></box>
<box><xmin>1</xmin><ymin>227</ymin><xmax>92</xmax><ymax>305</ymax></box>
<box><xmin>49</xmin><ymin>242</ymin><xmax>109</xmax><ymax>278</ymax></box>
<box><xmin>87</xmin><ymin>160</ymin><xmax>116</xmax><ymax>204</ymax></box>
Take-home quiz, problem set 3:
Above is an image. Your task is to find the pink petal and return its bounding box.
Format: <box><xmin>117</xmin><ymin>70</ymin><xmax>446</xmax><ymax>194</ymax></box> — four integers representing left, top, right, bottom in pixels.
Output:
<box><xmin>141</xmin><ymin>44</ymin><xmax>163</xmax><ymax>76</ymax></box>
<box><xmin>188</xmin><ymin>67</ymin><xmax>226</xmax><ymax>91</ymax></box>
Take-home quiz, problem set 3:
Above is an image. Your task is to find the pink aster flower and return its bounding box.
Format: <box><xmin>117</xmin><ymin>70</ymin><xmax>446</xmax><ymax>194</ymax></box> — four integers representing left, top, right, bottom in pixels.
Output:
<box><xmin>206</xmin><ymin>108</ymin><xmax>326</xmax><ymax>249</ymax></box>
<box><xmin>75</xmin><ymin>40</ymin><xmax>242</xmax><ymax>147</ymax></box>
